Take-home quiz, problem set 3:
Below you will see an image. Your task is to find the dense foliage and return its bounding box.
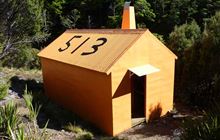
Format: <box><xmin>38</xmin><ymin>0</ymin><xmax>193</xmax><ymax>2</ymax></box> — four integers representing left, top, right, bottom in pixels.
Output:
<box><xmin>170</xmin><ymin>12</ymin><xmax>220</xmax><ymax>108</ymax></box>
<box><xmin>1</xmin><ymin>0</ymin><xmax>220</xmax><ymax>44</ymax></box>
<box><xmin>181</xmin><ymin>103</ymin><xmax>220</xmax><ymax>140</ymax></box>
<box><xmin>0</xmin><ymin>0</ymin><xmax>48</xmax><ymax>57</ymax></box>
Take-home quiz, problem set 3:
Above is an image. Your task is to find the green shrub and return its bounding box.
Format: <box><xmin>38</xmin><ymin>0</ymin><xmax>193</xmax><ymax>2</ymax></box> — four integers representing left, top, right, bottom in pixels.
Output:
<box><xmin>0</xmin><ymin>83</ymin><xmax>9</xmax><ymax>100</ymax></box>
<box><xmin>181</xmin><ymin>104</ymin><xmax>220</xmax><ymax>139</ymax></box>
<box><xmin>168</xmin><ymin>20</ymin><xmax>201</xmax><ymax>57</ymax></box>
<box><xmin>107</xmin><ymin>15</ymin><xmax>122</xmax><ymax>28</ymax></box>
<box><xmin>1</xmin><ymin>45</ymin><xmax>40</xmax><ymax>69</ymax></box>
<box><xmin>153</xmin><ymin>33</ymin><xmax>165</xmax><ymax>43</ymax></box>
<box><xmin>171</xmin><ymin>12</ymin><xmax>220</xmax><ymax>108</ymax></box>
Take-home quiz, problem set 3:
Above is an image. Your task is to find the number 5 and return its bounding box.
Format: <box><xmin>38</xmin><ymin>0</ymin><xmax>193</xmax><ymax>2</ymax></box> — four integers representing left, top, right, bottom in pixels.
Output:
<box><xmin>58</xmin><ymin>35</ymin><xmax>82</xmax><ymax>52</ymax></box>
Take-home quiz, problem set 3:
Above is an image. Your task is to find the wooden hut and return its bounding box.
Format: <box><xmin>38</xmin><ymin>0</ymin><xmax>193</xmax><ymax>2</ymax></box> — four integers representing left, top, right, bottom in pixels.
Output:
<box><xmin>38</xmin><ymin>2</ymin><xmax>177</xmax><ymax>136</ymax></box>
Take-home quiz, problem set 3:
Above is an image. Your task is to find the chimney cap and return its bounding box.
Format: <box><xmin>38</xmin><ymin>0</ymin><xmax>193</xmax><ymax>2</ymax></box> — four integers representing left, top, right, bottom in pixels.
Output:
<box><xmin>125</xmin><ymin>0</ymin><xmax>134</xmax><ymax>6</ymax></box>
<box><xmin>121</xmin><ymin>0</ymin><xmax>136</xmax><ymax>29</ymax></box>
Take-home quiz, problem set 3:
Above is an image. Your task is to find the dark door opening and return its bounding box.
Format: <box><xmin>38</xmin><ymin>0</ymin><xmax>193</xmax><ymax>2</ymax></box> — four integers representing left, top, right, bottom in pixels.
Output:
<box><xmin>131</xmin><ymin>73</ymin><xmax>145</xmax><ymax>119</ymax></box>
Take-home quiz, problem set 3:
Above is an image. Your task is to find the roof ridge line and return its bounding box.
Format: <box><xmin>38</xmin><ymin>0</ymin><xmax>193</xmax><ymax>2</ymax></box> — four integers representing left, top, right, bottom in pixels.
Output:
<box><xmin>105</xmin><ymin>30</ymin><xmax>148</xmax><ymax>74</ymax></box>
<box><xmin>66</xmin><ymin>29</ymin><xmax>148</xmax><ymax>34</ymax></box>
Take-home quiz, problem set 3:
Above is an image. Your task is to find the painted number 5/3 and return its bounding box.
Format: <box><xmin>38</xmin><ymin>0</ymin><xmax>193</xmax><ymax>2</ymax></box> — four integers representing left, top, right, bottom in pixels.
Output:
<box><xmin>81</xmin><ymin>38</ymin><xmax>107</xmax><ymax>55</ymax></box>
<box><xmin>58</xmin><ymin>35</ymin><xmax>107</xmax><ymax>56</ymax></box>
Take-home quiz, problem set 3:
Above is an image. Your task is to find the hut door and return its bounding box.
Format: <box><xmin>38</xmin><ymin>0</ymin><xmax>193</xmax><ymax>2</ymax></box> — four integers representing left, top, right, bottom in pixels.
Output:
<box><xmin>131</xmin><ymin>73</ymin><xmax>145</xmax><ymax>118</ymax></box>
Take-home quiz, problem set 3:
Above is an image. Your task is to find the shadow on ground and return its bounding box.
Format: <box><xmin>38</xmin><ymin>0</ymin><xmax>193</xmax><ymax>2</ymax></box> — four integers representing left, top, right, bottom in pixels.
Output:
<box><xmin>10</xmin><ymin>76</ymin><xmax>43</xmax><ymax>96</ymax></box>
<box><xmin>9</xmin><ymin>75</ymin><xmax>185</xmax><ymax>140</ymax></box>
<box><xmin>10</xmin><ymin>76</ymin><xmax>105</xmax><ymax>137</ymax></box>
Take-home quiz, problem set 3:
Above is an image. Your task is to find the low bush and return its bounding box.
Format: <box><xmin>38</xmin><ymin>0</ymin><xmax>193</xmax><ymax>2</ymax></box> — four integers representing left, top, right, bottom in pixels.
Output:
<box><xmin>181</xmin><ymin>103</ymin><xmax>220</xmax><ymax>139</ymax></box>
<box><xmin>1</xmin><ymin>45</ymin><xmax>40</xmax><ymax>69</ymax></box>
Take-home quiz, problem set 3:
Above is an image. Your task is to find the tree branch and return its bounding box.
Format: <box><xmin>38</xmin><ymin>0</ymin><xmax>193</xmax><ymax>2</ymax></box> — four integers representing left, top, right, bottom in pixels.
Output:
<box><xmin>0</xmin><ymin>39</ymin><xmax>33</xmax><ymax>60</ymax></box>
<box><xmin>11</xmin><ymin>40</ymin><xmax>33</xmax><ymax>46</ymax></box>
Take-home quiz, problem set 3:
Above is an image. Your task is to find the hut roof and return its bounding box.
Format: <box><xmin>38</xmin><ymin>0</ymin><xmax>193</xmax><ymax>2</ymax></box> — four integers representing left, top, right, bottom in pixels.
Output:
<box><xmin>38</xmin><ymin>29</ymin><xmax>176</xmax><ymax>74</ymax></box>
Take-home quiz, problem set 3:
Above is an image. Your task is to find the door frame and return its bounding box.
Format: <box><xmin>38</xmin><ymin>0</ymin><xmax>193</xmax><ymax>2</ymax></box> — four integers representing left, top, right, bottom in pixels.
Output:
<box><xmin>130</xmin><ymin>72</ymin><xmax>146</xmax><ymax>119</ymax></box>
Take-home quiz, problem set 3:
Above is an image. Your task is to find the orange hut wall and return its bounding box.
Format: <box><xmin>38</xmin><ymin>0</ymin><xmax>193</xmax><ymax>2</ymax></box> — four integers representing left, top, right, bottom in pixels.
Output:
<box><xmin>110</xmin><ymin>30</ymin><xmax>175</xmax><ymax>135</ymax></box>
<box><xmin>40</xmin><ymin>58</ymin><xmax>114</xmax><ymax>135</ymax></box>
<box><xmin>110</xmin><ymin>32</ymin><xmax>150</xmax><ymax>135</ymax></box>
<box><xmin>144</xmin><ymin>31</ymin><xmax>175</xmax><ymax>120</ymax></box>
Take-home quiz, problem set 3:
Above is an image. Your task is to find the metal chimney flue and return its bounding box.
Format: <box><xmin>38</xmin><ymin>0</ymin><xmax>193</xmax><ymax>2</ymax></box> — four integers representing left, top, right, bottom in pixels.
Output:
<box><xmin>121</xmin><ymin>0</ymin><xmax>136</xmax><ymax>29</ymax></box>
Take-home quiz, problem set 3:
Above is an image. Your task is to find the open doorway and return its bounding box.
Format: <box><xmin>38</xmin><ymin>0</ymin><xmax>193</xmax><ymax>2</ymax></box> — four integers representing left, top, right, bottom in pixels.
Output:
<box><xmin>131</xmin><ymin>73</ymin><xmax>146</xmax><ymax>125</ymax></box>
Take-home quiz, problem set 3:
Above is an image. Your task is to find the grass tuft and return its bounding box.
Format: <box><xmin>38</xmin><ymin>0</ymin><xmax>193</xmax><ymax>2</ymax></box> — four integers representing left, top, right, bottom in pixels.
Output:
<box><xmin>64</xmin><ymin>123</ymin><xmax>94</xmax><ymax>140</ymax></box>
<box><xmin>15</xmin><ymin>125</ymin><xmax>25</xmax><ymax>140</ymax></box>
<box><xmin>0</xmin><ymin>83</ymin><xmax>9</xmax><ymax>100</ymax></box>
<box><xmin>181</xmin><ymin>103</ymin><xmax>220</xmax><ymax>139</ymax></box>
<box><xmin>23</xmin><ymin>86</ymin><xmax>42</xmax><ymax>122</ymax></box>
<box><xmin>76</xmin><ymin>131</ymin><xmax>94</xmax><ymax>140</ymax></box>
<box><xmin>26</xmin><ymin>120</ymin><xmax>50</xmax><ymax>140</ymax></box>
<box><xmin>0</xmin><ymin>101</ymin><xmax>20</xmax><ymax>136</ymax></box>
<box><xmin>64</xmin><ymin>123</ymin><xmax>84</xmax><ymax>133</ymax></box>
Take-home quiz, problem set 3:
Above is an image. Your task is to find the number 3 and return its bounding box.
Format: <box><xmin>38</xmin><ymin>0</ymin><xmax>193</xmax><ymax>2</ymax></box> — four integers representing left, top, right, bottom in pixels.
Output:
<box><xmin>81</xmin><ymin>38</ymin><xmax>107</xmax><ymax>56</ymax></box>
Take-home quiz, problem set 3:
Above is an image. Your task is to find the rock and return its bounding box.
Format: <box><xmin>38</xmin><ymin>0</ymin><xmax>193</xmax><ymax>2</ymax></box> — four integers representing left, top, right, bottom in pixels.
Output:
<box><xmin>173</xmin><ymin>129</ymin><xmax>183</xmax><ymax>136</ymax></box>
<box><xmin>169</xmin><ymin>110</ymin><xmax>178</xmax><ymax>115</ymax></box>
<box><xmin>173</xmin><ymin>114</ymin><xmax>188</xmax><ymax>119</ymax></box>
